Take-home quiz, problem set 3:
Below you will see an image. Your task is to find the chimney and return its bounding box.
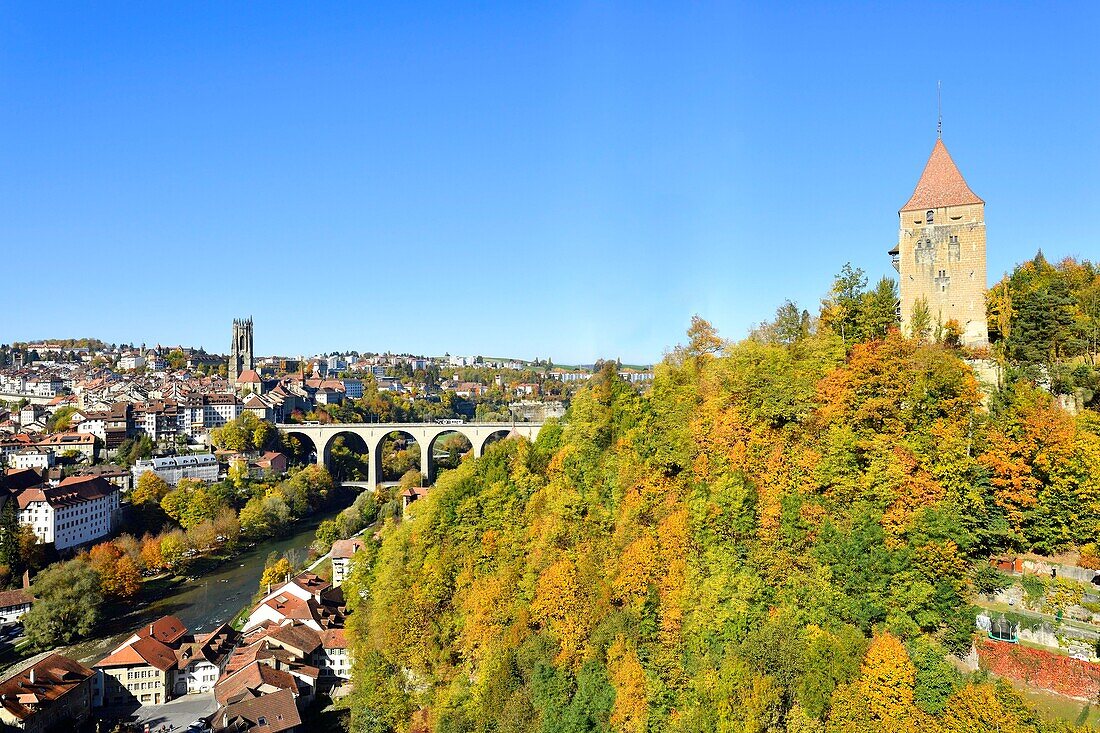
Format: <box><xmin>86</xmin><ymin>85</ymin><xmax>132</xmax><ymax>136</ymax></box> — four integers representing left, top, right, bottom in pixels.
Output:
<box><xmin>21</xmin><ymin>571</ymin><xmax>29</xmax><ymax>590</ymax></box>
<box><xmin>28</xmin><ymin>668</ymin><xmax>34</xmax><ymax>684</ymax></box>
<box><xmin>149</xmin><ymin>624</ymin><xmax>155</xmax><ymax>637</ymax></box>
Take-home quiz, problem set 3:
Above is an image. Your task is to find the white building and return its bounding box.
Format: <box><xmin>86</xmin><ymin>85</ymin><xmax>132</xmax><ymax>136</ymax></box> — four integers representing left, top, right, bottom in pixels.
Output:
<box><xmin>16</xmin><ymin>475</ymin><xmax>121</xmax><ymax>551</ymax></box>
<box><xmin>119</xmin><ymin>353</ymin><xmax>146</xmax><ymax>371</ymax></box>
<box><xmin>330</xmin><ymin>537</ymin><xmax>365</xmax><ymax>587</ymax></box>
<box><xmin>34</xmin><ymin>432</ymin><xmax>98</xmax><ymax>461</ymax></box>
<box><xmin>316</xmin><ymin>629</ymin><xmax>351</xmax><ymax>687</ymax></box>
<box><xmin>8</xmin><ymin>449</ymin><xmax>54</xmax><ymax>471</ymax></box>
<box><xmin>0</xmin><ymin>589</ymin><xmax>32</xmax><ymax>626</ymax></box>
<box><xmin>242</xmin><ymin>572</ymin><xmax>343</xmax><ymax>633</ymax></box>
<box><xmin>174</xmin><ymin>623</ymin><xmax>240</xmax><ymax>695</ymax></box>
<box><xmin>76</xmin><ymin>414</ymin><xmax>108</xmax><ymax>442</ymax></box>
<box><xmin>132</xmin><ymin>453</ymin><xmax>219</xmax><ymax>486</ymax></box>
<box><xmin>178</xmin><ymin>394</ymin><xmax>242</xmax><ymax>437</ymax></box>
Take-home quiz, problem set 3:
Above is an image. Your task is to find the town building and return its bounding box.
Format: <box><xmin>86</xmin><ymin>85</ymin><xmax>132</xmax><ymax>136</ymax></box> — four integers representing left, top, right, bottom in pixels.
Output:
<box><xmin>179</xmin><ymin>394</ymin><xmax>242</xmax><ymax>437</ymax></box>
<box><xmin>329</xmin><ymin>538</ymin><xmax>365</xmax><ymax>587</ymax></box>
<box><xmin>208</xmin><ymin>687</ymin><xmax>301</xmax><ymax>733</ymax></box>
<box><xmin>94</xmin><ymin>615</ymin><xmax>239</xmax><ymax>706</ymax></box>
<box><xmin>119</xmin><ymin>352</ymin><xmax>146</xmax><ymax>371</ymax></box>
<box><xmin>15</xmin><ymin>475</ymin><xmax>121</xmax><ymax>551</ymax></box>
<box><xmin>0</xmin><ymin>588</ymin><xmax>33</xmax><ymax>626</ymax></box>
<box><xmin>242</xmin><ymin>572</ymin><xmax>346</xmax><ymax>633</ymax></box>
<box><xmin>31</xmin><ymin>432</ymin><xmax>98</xmax><ymax>462</ymax></box>
<box><xmin>0</xmin><ymin>654</ymin><xmax>96</xmax><ymax>733</ymax></box>
<box><xmin>8</xmin><ymin>449</ymin><xmax>54</xmax><ymax>472</ymax></box>
<box><xmin>175</xmin><ymin>623</ymin><xmax>241</xmax><ymax>696</ymax></box>
<box><xmin>72</xmin><ymin>464</ymin><xmax>133</xmax><ymax>492</ymax></box>
<box><xmin>250</xmin><ymin>451</ymin><xmax>288</xmax><ymax>477</ymax></box>
<box><xmin>891</xmin><ymin>137</ymin><xmax>989</xmax><ymax>347</ymax></box>
<box><xmin>132</xmin><ymin>453</ymin><xmax>220</xmax><ymax>486</ymax></box>
<box><xmin>95</xmin><ymin>616</ymin><xmax>187</xmax><ymax>706</ymax></box>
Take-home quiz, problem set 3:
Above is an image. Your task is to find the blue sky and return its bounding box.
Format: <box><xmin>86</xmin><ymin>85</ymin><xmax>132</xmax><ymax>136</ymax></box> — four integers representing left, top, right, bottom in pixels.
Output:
<box><xmin>2</xmin><ymin>3</ymin><xmax>1098</xmax><ymax>364</ymax></box>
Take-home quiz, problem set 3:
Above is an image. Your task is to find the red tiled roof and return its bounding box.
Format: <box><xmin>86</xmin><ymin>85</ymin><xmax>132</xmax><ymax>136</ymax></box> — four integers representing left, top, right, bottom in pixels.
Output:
<box><xmin>0</xmin><ymin>653</ymin><xmax>94</xmax><ymax>722</ymax></box>
<box><xmin>96</xmin><ymin>636</ymin><xmax>178</xmax><ymax>672</ymax></box>
<box><xmin>211</xmin><ymin>687</ymin><xmax>302</xmax><ymax>733</ymax></box>
<box><xmin>16</xmin><ymin>475</ymin><xmax>117</xmax><ymax>509</ymax></box>
<box><xmin>330</xmin><ymin>538</ymin><xmax>365</xmax><ymax>559</ymax></box>
<box><xmin>320</xmin><ymin>628</ymin><xmax>347</xmax><ymax>649</ymax></box>
<box><xmin>2</xmin><ymin>468</ymin><xmax>45</xmax><ymax>493</ymax></box>
<box><xmin>0</xmin><ymin>589</ymin><xmax>32</xmax><ymax>609</ymax></box>
<box><xmin>137</xmin><ymin>614</ymin><xmax>188</xmax><ymax>645</ymax></box>
<box><xmin>900</xmin><ymin>139</ymin><xmax>983</xmax><ymax>212</ymax></box>
<box><xmin>214</xmin><ymin>660</ymin><xmax>298</xmax><ymax>705</ymax></box>
<box><xmin>266</xmin><ymin>623</ymin><xmax>321</xmax><ymax>655</ymax></box>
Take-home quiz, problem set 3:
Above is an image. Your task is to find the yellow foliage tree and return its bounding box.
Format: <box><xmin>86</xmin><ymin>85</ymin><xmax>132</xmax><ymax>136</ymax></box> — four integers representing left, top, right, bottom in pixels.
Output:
<box><xmin>261</xmin><ymin>557</ymin><xmax>294</xmax><ymax>590</ymax></box>
<box><xmin>608</xmin><ymin>637</ymin><xmax>647</xmax><ymax>733</ymax></box>
<box><xmin>827</xmin><ymin>632</ymin><xmax>923</xmax><ymax>733</ymax></box>
<box><xmin>132</xmin><ymin>471</ymin><xmax>170</xmax><ymax>505</ymax></box>
<box><xmin>940</xmin><ymin>683</ymin><xmax>1031</xmax><ymax>733</ymax></box>
<box><xmin>531</xmin><ymin>557</ymin><xmax>589</xmax><ymax>666</ymax></box>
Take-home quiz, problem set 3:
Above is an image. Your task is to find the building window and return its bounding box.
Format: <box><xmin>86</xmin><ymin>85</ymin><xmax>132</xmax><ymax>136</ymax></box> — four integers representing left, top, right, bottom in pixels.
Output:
<box><xmin>926</xmin><ymin>209</ymin><xmax>934</xmax><ymax>223</ymax></box>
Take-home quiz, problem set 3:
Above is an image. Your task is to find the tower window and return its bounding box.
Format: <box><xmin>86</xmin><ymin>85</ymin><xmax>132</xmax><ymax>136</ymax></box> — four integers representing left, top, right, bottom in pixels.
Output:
<box><xmin>926</xmin><ymin>209</ymin><xmax>935</xmax><ymax>223</ymax></box>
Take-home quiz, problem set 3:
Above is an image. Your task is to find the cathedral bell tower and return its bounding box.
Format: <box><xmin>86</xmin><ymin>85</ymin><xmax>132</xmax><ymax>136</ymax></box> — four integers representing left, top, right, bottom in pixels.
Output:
<box><xmin>230</xmin><ymin>317</ymin><xmax>254</xmax><ymax>384</ymax></box>
<box><xmin>890</xmin><ymin>139</ymin><xmax>988</xmax><ymax>347</ymax></box>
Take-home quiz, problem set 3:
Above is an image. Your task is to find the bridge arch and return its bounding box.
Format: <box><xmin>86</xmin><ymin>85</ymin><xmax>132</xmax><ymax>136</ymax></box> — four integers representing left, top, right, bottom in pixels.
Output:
<box><xmin>322</xmin><ymin>431</ymin><xmax>371</xmax><ymax>482</ymax></box>
<box><xmin>375</xmin><ymin>430</ymin><xmax>424</xmax><ymax>486</ymax></box>
<box><xmin>476</xmin><ymin>429</ymin><xmax>514</xmax><ymax>457</ymax></box>
<box><xmin>283</xmin><ymin>431</ymin><xmax>319</xmax><ymax>466</ymax></box>
<box><xmin>425</xmin><ymin>430</ymin><xmax>473</xmax><ymax>484</ymax></box>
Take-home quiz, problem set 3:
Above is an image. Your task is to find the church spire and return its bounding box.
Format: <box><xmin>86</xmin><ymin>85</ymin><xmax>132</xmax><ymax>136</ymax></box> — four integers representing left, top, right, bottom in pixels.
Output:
<box><xmin>937</xmin><ymin>80</ymin><xmax>942</xmax><ymax>139</ymax></box>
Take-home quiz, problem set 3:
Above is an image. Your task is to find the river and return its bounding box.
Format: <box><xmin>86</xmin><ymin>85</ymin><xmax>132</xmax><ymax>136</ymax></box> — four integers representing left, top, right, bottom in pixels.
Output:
<box><xmin>146</xmin><ymin>512</ymin><xmax>339</xmax><ymax>635</ymax></box>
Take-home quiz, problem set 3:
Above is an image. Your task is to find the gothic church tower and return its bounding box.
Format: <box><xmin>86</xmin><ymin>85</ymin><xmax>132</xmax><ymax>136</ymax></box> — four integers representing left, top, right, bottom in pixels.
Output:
<box><xmin>230</xmin><ymin>317</ymin><xmax>254</xmax><ymax>384</ymax></box>
<box><xmin>891</xmin><ymin>139</ymin><xmax>988</xmax><ymax>347</ymax></box>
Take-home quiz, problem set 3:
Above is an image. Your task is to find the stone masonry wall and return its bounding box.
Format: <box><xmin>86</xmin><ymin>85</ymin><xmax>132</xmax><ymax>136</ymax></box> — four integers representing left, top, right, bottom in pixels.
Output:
<box><xmin>898</xmin><ymin>201</ymin><xmax>988</xmax><ymax>347</ymax></box>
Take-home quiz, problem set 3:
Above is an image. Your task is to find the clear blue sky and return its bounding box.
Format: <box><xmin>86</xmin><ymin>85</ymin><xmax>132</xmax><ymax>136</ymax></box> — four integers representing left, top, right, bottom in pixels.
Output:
<box><xmin>2</xmin><ymin>3</ymin><xmax>1098</xmax><ymax>364</ymax></box>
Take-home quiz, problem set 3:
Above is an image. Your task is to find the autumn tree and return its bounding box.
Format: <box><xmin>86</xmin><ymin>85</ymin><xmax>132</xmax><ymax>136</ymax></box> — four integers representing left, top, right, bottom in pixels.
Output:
<box><xmin>260</xmin><ymin>556</ymin><xmax>294</xmax><ymax>590</ymax></box>
<box><xmin>132</xmin><ymin>471</ymin><xmax>171</xmax><ymax>505</ymax></box>
<box><xmin>87</xmin><ymin>541</ymin><xmax>142</xmax><ymax>599</ymax></box>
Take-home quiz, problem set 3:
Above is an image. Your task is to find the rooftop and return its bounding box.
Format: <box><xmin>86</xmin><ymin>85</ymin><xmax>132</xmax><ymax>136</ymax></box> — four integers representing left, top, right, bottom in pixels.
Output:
<box><xmin>900</xmin><ymin>138</ymin><xmax>983</xmax><ymax>212</ymax></box>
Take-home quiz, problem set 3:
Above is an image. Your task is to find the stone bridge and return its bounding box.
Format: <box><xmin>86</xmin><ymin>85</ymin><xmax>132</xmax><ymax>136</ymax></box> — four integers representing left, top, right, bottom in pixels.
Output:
<box><xmin>275</xmin><ymin>422</ymin><xmax>544</xmax><ymax>488</ymax></box>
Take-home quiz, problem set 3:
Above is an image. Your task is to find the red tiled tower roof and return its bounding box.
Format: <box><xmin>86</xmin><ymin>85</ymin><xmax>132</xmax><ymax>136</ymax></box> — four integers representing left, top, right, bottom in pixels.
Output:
<box><xmin>900</xmin><ymin>139</ymin><xmax>983</xmax><ymax>212</ymax></box>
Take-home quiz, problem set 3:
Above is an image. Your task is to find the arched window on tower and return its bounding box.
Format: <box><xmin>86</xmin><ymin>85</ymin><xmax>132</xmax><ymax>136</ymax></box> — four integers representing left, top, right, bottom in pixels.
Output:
<box><xmin>926</xmin><ymin>209</ymin><xmax>935</xmax><ymax>224</ymax></box>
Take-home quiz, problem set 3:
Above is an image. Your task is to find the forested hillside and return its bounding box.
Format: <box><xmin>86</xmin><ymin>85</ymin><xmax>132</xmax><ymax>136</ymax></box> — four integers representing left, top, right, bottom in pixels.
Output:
<box><xmin>343</xmin><ymin>262</ymin><xmax>1100</xmax><ymax>733</ymax></box>
<box><xmin>988</xmin><ymin>254</ymin><xmax>1100</xmax><ymax>407</ymax></box>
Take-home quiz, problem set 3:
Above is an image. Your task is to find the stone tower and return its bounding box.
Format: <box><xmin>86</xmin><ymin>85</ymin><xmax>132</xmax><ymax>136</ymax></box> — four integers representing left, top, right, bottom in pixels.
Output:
<box><xmin>890</xmin><ymin>139</ymin><xmax>988</xmax><ymax>347</ymax></box>
<box><xmin>230</xmin><ymin>317</ymin><xmax>254</xmax><ymax>383</ymax></box>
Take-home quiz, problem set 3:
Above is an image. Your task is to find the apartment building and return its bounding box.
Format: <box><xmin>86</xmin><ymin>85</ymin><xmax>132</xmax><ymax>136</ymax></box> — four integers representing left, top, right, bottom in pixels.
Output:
<box><xmin>131</xmin><ymin>453</ymin><xmax>219</xmax><ymax>486</ymax></box>
<box><xmin>16</xmin><ymin>475</ymin><xmax>121</xmax><ymax>551</ymax></box>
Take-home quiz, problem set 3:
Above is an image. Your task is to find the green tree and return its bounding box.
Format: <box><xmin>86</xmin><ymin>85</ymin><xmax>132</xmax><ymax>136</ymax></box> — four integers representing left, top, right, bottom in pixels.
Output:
<box><xmin>820</xmin><ymin>262</ymin><xmax>868</xmax><ymax>346</ymax></box>
<box><xmin>859</xmin><ymin>277</ymin><xmax>899</xmax><ymax>340</ymax></box>
<box><xmin>909</xmin><ymin>297</ymin><xmax>932</xmax><ymax>341</ymax></box>
<box><xmin>23</xmin><ymin>559</ymin><xmax>103</xmax><ymax>648</ymax></box>
<box><xmin>0</xmin><ymin>501</ymin><xmax>24</xmax><ymax>580</ymax></box>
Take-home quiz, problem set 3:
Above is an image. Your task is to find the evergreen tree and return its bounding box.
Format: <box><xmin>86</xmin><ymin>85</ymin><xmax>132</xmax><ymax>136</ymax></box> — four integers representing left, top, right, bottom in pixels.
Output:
<box><xmin>0</xmin><ymin>501</ymin><xmax>23</xmax><ymax>580</ymax></box>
